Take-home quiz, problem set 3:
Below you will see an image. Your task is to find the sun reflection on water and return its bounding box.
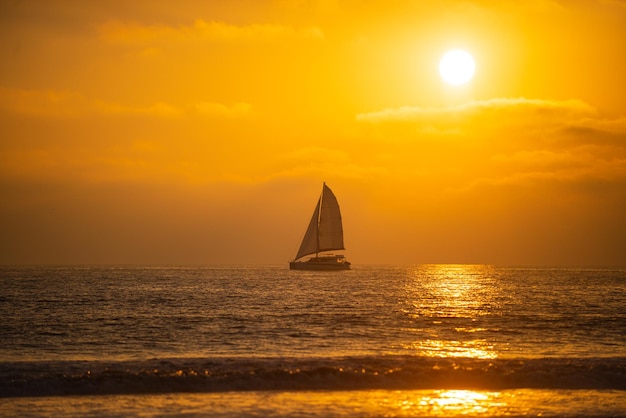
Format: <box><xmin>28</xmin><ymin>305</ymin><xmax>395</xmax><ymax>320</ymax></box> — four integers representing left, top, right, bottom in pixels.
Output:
<box><xmin>404</xmin><ymin>338</ymin><xmax>498</xmax><ymax>359</ymax></box>
<box><xmin>417</xmin><ymin>390</ymin><xmax>494</xmax><ymax>415</ymax></box>
<box><xmin>376</xmin><ymin>389</ymin><xmax>508</xmax><ymax>417</ymax></box>
<box><xmin>6</xmin><ymin>389</ymin><xmax>626</xmax><ymax>417</ymax></box>
<box><xmin>402</xmin><ymin>264</ymin><xmax>501</xmax><ymax>359</ymax></box>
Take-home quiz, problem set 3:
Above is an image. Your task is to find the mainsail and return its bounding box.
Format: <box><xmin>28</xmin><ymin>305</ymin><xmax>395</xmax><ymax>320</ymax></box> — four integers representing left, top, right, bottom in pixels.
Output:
<box><xmin>294</xmin><ymin>184</ymin><xmax>345</xmax><ymax>260</ymax></box>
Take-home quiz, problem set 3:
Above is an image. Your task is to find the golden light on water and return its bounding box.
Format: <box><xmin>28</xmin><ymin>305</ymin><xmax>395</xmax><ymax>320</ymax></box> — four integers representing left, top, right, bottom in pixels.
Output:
<box><xmin>404</xmin><ymin>339</ymin><xmax>498</xmax><ymax>359</ymax></box>
<box><xmin>376</xmin><ymin>390</ymin><xmax>511</xmax><ymax>416</ymax></box>
<box><xmin>418</xmin><ymin>390</ymin><xmax>492</xmax><ymax>415</ymax></box>
<box><xmin>403</xmin><ymin>264</ymin><xmax>500</xmax><ymax>358</ymax></box>
<box><xmin>8</xmin><ymin>389</ymin><xmax>626</xmax><ymax>417</ymax></box>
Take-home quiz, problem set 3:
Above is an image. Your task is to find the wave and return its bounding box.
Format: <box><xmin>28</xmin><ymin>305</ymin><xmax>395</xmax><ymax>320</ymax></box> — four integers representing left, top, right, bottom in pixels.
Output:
<box><xmin>1</xmin><ymin>356</ymin><xmax>625</xmax><ymax>397</ymax></box>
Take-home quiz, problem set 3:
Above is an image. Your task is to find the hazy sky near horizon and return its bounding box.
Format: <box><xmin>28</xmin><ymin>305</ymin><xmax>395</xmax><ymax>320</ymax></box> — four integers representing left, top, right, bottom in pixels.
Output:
<box><xmin>1</xmin><ymin>0</ymin><xmax>625</xmax><ymax>265</ymax></box>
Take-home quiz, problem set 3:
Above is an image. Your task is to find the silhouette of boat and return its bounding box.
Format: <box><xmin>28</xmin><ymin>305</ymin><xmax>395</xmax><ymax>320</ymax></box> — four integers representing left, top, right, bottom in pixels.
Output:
<box><xmin>290</xmin><ymin>183</ymin><xmax>351</xmax><ymax>270</ymax></box>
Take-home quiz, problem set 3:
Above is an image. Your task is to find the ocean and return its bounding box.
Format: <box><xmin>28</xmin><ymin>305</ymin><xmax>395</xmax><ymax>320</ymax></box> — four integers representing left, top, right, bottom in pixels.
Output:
<box><xmin>1</xmin><ymin>264</ymin><xmax>625</xmax><ymax>417</ymax></box>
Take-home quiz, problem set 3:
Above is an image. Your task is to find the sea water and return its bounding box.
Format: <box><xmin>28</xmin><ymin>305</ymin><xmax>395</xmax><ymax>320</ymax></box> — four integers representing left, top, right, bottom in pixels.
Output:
<box><xmin>1</xmin><ymin>265</ymin><xmax>625</xmax><ymax>417</ymax></box>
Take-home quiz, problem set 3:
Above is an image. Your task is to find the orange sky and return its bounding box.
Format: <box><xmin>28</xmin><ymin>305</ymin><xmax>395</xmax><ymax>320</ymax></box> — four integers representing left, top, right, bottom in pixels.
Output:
<box><xmin>1</xmin><ymin>0</ymin><xmax>625</xmax><ymax>265</ymax></box>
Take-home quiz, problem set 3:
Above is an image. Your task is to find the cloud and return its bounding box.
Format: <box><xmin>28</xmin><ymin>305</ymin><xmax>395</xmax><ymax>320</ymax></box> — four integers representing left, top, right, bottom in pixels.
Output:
<box><xmin>95</xmin><ymin>100</ymin><xmax>252</xmax><ymax>118</ymax></box>
<box><xmin>95</xmin><ymin>101</ymin><xmax>184</xmax><ymax>118</ymax></box>
<box><xmin>353</xmin><ymin>96</ymin><xmax>626</xmax><ymax>199</ymax></box>
<box><xmin>0</xmin><ymin>87</ymin><xmax>87</xmax><ymax>117</ymax></box>
<box><xmin>355</xmin><ymin>97</ymin><xmax>597</xmax><ymax>134</ymax></box>
<box><xmin>458</xmin><ymin>153</ymin><xmax>626</xmax><ymax>197</ymax></box>
<box><xmin>0</xmin><ymin>87</ymin><xmax>252</xmax><ymax>119</ymax></box>
<box><xmin>353</xmin><ymin>96</ymin><xmax>626</xmax><ymax>157</ymax></box>
<box><xmin>193</xmin><ymin>102</ymin><xmax>252</xmax><ymax>118</ymax></box>
<box><xmin>268</xmin><ymin>147</ymin><xmax>381</xmax><ymax>181</ymax></box>
<box><xmin>98</xmin><ymin>19</ymin><xmax>324</xmax><ymax>45</ymax></box>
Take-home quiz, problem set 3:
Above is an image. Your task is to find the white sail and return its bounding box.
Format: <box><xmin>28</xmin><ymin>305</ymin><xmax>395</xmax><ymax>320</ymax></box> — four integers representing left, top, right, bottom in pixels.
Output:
<box><xmin>294</xmin><ymin>184</ymin><xmax>345</xmax><ymax>260</ymax></box>
<box><xmin>295</xmin><ymin>199</ymin><xmax>321</xmax><ymax>260</ymax></box>
<box><xmin>318</xmin><ymin>184</ymin><xmax>345</xmax><ymax>252</ymax></box>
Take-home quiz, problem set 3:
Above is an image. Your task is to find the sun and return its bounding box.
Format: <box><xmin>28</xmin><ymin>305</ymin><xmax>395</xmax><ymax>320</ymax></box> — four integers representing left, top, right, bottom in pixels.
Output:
<box><xmin>439</xmin><ymin>50</ymin><xmax>475</xmax><ymax>86</ymax></box>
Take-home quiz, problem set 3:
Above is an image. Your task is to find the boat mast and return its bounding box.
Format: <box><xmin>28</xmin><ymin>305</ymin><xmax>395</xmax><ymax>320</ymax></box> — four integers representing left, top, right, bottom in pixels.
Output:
<box><xmin>316</xmin><ymin>183</ymin><xmax>325</xmax><ymax>258</ymax></box>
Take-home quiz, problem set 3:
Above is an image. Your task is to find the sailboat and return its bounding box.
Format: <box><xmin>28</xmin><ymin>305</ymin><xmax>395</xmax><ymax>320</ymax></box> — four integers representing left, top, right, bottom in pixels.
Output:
<box><xmin>289</xmin><ymin>183</ymin><xmax>351</xmax><ymax>270</ymax></box>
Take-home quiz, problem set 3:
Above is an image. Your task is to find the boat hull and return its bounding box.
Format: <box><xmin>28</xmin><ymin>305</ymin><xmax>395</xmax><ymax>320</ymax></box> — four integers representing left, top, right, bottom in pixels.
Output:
<box><xmin>289</xmin><ymin>255</ymin><xmax>351</xmax><ymax>271</ymax></box>
<box><xmin>289</xmin><ymin>261</ymin><xmax>351</xmax><ymax>271</ymax></box>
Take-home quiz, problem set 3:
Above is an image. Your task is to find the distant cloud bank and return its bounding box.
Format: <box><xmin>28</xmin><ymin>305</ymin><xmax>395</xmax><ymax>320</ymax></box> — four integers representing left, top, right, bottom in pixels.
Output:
<box><xmin>98</xmin><ymin>20</ymin><xmax>324</xmax><ymax>45</ymax></box>
<box><xmin>0</xmin><ymin>87</ymin><xmax>252</xmax><ymax>119</ymax></box>
<box><xmin>356</xmin><ymin>97</ymin><xmax>597</xmax><ymax>125</ymax></box>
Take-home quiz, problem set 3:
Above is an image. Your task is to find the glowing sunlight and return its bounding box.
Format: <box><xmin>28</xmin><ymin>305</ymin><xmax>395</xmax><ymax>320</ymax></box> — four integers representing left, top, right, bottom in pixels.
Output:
<box><xmin>439</xmin><ymin>50</ymin><xmax>475</xmax><ymax>85</ymax></box>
